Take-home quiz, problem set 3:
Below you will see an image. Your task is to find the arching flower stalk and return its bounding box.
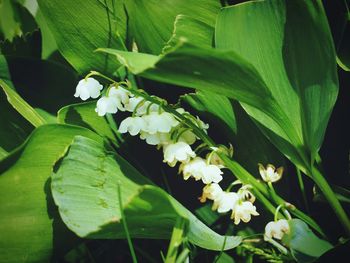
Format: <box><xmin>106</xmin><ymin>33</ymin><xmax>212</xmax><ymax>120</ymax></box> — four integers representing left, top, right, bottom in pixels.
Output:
<box><xmin>73</xmin><ymin>74</ymin><xmax>259</xmax><ymax>225</ymax></box>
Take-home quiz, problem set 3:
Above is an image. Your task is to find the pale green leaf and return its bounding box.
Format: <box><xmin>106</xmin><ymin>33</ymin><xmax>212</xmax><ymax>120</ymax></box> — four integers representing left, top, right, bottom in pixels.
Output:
<box><xmin>0</xmin><ymin>124</ymin><xmax>103</xmax><ymax>262</ymax></box>
<box><xmin>0</xmin><ymin>79</ymin><xmax>45</xmax><ymax>127</ymax></box>
<box><xmin>52</xmin><ymin>136</ymin><xmax>242</xmax><ymax>251</ymax></box>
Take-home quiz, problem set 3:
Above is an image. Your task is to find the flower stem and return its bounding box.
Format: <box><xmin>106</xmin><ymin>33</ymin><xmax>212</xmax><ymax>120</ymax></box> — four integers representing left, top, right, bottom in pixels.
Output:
<box><xmin>310</xmin><ymin>166</ymin><xmax>350</xmax><ymax>236</ymax></box>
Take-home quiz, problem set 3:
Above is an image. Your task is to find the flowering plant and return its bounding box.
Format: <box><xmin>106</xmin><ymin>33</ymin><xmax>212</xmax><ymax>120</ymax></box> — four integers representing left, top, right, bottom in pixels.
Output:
<box><xmin>0</xmin><ymin>0</ymin><xmax>349</xmax><ymax>262</ymax></box>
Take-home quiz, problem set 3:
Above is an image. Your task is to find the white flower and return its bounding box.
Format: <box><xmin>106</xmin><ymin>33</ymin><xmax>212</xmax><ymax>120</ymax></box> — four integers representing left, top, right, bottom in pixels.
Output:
<box><xmin>264</xmin><ymin>219</ymin><xmax>290</xmax><ymax>240</ymax></box>
<box><xmin>125</xmin><ymin>97</ymin><xmax>159</xmax><ymax>115</ymax></box>
<box><xmin>238</xmin><ymin>185</ymin><xmax>256</xmax><ymax>203</ymax></box>
<box><xmin>179</xmin><ymin>157</ymin><xmax>223</xmax><ymax>184</ymax></box>
<box><xmin>139</xmin><ymin>131</ymin><xmax>171</xmax><ymax>146</ymax></box>
<box><xmin>143</xmin><ymin>112</ymin><xmax>179</xmax><ymax>134</ymax></box>
<box><xmin>74</xmin><ymin>78</ymin><xmax>103</xmax><ymax>100</ymax></box>
<box><xmin>196</xmin><ymin>116</ymin><xmax>209</xmax><ymax>131</ymax></box>
<box><xmin>231</xmin><ymin>201</ymin><xmax>259</xmax><ymax>225</ymax></box>
<box><xmin>108</xmin><ymin>85</ymin><xmax>132</xmax><ymax>109</ymax></box>
<box><xmin>214</xmin><ymin>192</ymin><xmax>239</xmax><ymax>213</ymax></box>
<box><xmin>199</xmin><ymin>183</ymin><xmax>224</xmax><ymax>203</ymax></box>
<box><xmin>119</xmin><ymin>117</ymin><xmax>146</xmax><ymax>136</ymax></box>
<box><xmin>180</xmin><ymin>157</ymin><xmax>207</xmax><ymax>180</ymax></box>
<box><xmin>200</xmin><ymin>164</ymin><xmax>223</xmax><ymax>184</ymax></box>
<box><xmin>163</xmin><ymin>142</ymin><xmax>195</xmax><ymax>167</ymax></box>
<box><xmin>199</xmin><ymin>184</ymin><xmax>239</xmax><ymax>213</ymax></box>
<box><xmin>258</xmin><ymin>163</ymin><xmax>283</xmax><ymax>183</ymax></box>
<box><xmin>95</xmin><ymin>96</ymin><xmax>121</xmax><ymax>116</ymax></box>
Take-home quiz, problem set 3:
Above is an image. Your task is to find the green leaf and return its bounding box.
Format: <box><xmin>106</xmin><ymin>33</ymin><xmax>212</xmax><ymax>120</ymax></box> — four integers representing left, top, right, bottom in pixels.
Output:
<box><xmin>52</xmin><ymin>136</ymin><xmax>242</xmax><ymax>251</ymax></box>
<box><xmin>0</xmin><ymin>79</ymin><xmax>45</xmax><ymax>127</ymax></box>
<box><xmin>182</xmin><ymin>91</ymin><xmax>237</xmax><ymax>135</ymax></box>
<box><xmin>215</xmin><ymin>0</ymin><xmax>338</xmax><ymax>162</ymax></box>
<box><xmin>0</xmin><ymin>124</ymin><xmax>103</xmax><ymax>262</ymax></box>
<box><xmin>99</xmin><ymin>42</ymin><xmax>273</xmax><ymax>111</ymax></box>
<box><xmin>124</xmin><ymin>0</ymin><xmax>220</xmax><ymax>54</ymax></box>
<box><xmin>282</xmin><ymin>219</ymin><xmax>333</xmax><ymax>262</ymax></box>
<box><xmin>58</xmin><ymin>101</ymin><xmax>117</xmax><ymax>143</ymax></box>
<box><xmin>37</xmin><ymin>0</ymin><xmax>124</xmax><ymax>74</ymax></box>
<box><xmin>163</xmin><ymin>14</ymin><xmax>215</xmax><ymax>52</ymax></box>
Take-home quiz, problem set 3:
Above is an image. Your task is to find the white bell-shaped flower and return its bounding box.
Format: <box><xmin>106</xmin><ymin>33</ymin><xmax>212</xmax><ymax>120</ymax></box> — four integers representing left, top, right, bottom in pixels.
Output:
<box><xmin>264</xmin><ymin>219</ymin><xmax>290</xmax><ymax>240</ymax></box>
<box><xmin>119</xmin><ymin>117</ymin><xmax>146</xmax><ymax>136</ymax></box>
<box><xmin>139</xmin><ymin>131</ymin><xmax>171</xmax><ymax>146</ymax></box>
<box><xmin>163</xmin><ymin>142</ymin><xmax>195</xmax><ymax>167</ymax></box>
<box><xmin>74</xmin><ymin>78</ymin><xmax>103</xmax><ymax>100</ymax></box>
<box><xmin>180</xmin><ymin>157</ymin><xmax>207</xmax><ymax>181</ymax></box>
<box><xmin>125</xmin><ymin>97</ymin><xmax>159</xmax><ymax>116</ymax></box>
<box><xmin>258</xmin><ymin>163</ymin><xmax>283</xmax><ymax>183</ymax></box>
<box><xmin>179</xmin><ymin>157</ymin><xmax>223</xmax><ymax>184</ymax></box>
<box><xmin>95</xmin><ymin>96</ymin><xmax>121</xmax><ymax>116</ymax></box>
<box><xmin>108</xmin><ymin>85</ymin><xmax>132</xmax><ymax>110</ymax></box>
<box><xmin>199</xmin><ymin>183</ymin><xmax>224</xmax><ymax>203</ymax></box>
<box><xmin>231</xmin><ymin>201</ymin><xmax>259</xmax><ymax>225</ymax></box>
<box><xmin>144</xmin><ymin>112</ymin><xmax>179</xmax><ymax>134</ymax></box>
<box><xmin>200</xmin><ymin>164</ymin><xmax>223</xmax><ymax>184</ymax></box>
<box><xmin>214</xmin><ymin>192</ymin><xmax>239</xmax><ymax>213</ymax></box>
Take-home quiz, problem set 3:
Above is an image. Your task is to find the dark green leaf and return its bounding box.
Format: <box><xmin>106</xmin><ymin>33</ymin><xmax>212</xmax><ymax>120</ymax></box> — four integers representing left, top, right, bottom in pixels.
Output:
<box><xmin>124</xmin><ymin>0</ymin><xmax>220</xmax><ymax>54</ymax></box>
<box><xmin>215</xmin><ymin>0</ymin><xmax>338</xmax><ymax>163</ymax></box>
<box><xmin>37</xmin><ymin>0</ymin><xmax>125</xmax><ymax>74</ymax></box>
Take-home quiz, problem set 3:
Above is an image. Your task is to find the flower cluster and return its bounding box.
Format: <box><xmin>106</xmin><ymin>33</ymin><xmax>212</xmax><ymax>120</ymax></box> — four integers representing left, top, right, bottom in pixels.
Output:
<box><xmin>74</xmin><ymin>76</ymin><xmax>259</xmax><ymax>225</ymax></box>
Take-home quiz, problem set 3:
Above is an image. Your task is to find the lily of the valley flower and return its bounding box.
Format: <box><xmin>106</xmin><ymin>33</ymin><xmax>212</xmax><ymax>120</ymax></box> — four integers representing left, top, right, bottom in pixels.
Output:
<box><xmin>125</xmin><ymin>96</ymin><xmax>159</xmax><ymax>115</ymax></box>
<box><xmin>74</xmin><ymin>77</ymin><xmax>103</xmax><ymax>100</ymax></box>
<box><xmin>95</xmin><ymin>96</ymin><xmax>121</xmax><ymax>116</ymax></box>
<box><xmin>139</xmin><ymin>131</ymin><xmax>171</xmax><ymax>146</ymax></box>
<box><xmin>143</xmin><ymin>112</ymin><xmax>179</xmax><ymax>134</ymax></box>
<box><xmin>199</xmin><ymin>183</ymin><xmax>224</xmax><ymax>203</ymax></box>
<box><xmin>163</xmin><ymin>142</ymin><xmax>195</xmax><ymax>167</ymax></box>
<box><xmin>258</xmin><ymin>163</ymin><xmax>283</xmax><ymax>183</ymax></box>
<box><xmin>119</xmin><ymin>116</ymin><xmax>147</xmax><ymax>136</ymax></box>
<box><xmin>231</xmin><ymin>201</ymin><xmax>259</xmax><ymax>225</ymax></box>
<box><xmin>264</xmin><ymin>219</ymin><xmax>290</xmax><ymax>240</ymax></box>
<box><xmin>179</xmin><ymin>157</ymin><xmax>223</xmax><ymax>184</ymax></box>
<box><xmin>214</xmin><ymin>192</ymin><xmax>239</xmax><ymax>213</ymax></box>
<box><xmin>108</xmin><ymin>85</ymin><xmax>132</xmax><ymax>109</ymax></box>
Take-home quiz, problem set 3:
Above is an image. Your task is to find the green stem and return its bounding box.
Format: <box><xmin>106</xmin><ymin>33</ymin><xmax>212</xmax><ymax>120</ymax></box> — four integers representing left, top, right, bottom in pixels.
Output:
<box><xmin>165</xmin><ymin>217</ymin><xmax>186</xmax><ymax>263</ymax></box>
<box><xmin>117</xmin><ymin>183</ymin><xmax>138</xmax><ymax>263</ymax></box>
<box><xmin>310</xmin><ymin>166</ymin><xmax>350</xmax><ymax>236</ymax></box>
<box><xmin>296</xmin><ymin>168</ymin><xmax>309</xmax><ymax>213</ymax></box>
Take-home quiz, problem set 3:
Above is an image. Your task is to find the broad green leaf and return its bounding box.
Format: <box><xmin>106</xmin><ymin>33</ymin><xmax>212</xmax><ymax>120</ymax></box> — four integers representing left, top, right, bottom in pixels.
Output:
<box><xmin>52</xmin><ymin>136</ymin><xmax>242</xmax><ymax>251</ymax></box>
<box><xmin>163</xmin><ymin>14</ymin><xmax>214</xmax><ymax>52</ymax></box>
<box><xmin>0</xmin><ymin>79</ymin><xmax>45</xmax><ymax>127</ymax></box>
<box><xmin>99</xmin><ymin>43</ymin><xmax>274</xmax><ymax>111</ymax></box>
<box><xmin>37</xmin><ymin>0</ymin><xmax>125</xmax><ymax>74</ymax></box>
<box><xmin>58</xmin><ymin>101</ymin><xmax>117</xmax><ymax>143</ymax></box>
<box><xmin>182</xmin><ymin>91</ymin><xmax>237</xmax><ymax>135</ymax></box>
<box><xmin>282</xmin><ymin>219</ymin><xmax>333</xmax><ymax>262</ymax></box>
<box><xmin>0</xmin><ymin>0</ymin><xmax>22</xmax><ymax>41</ymax></box>
<box><xmin>0</xmin><ymin>124</ymin><xmax>103</xmax><ymax>262</ymax></box>
<box><xmin>215</xmin><ymin>0</ymin><xmax>338</xmax><ymax>163</ymax></box>
<box><xmin>124</xmin><ymin>0</ymin><xmax>220</xmax><ymax>54</ymax></box>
